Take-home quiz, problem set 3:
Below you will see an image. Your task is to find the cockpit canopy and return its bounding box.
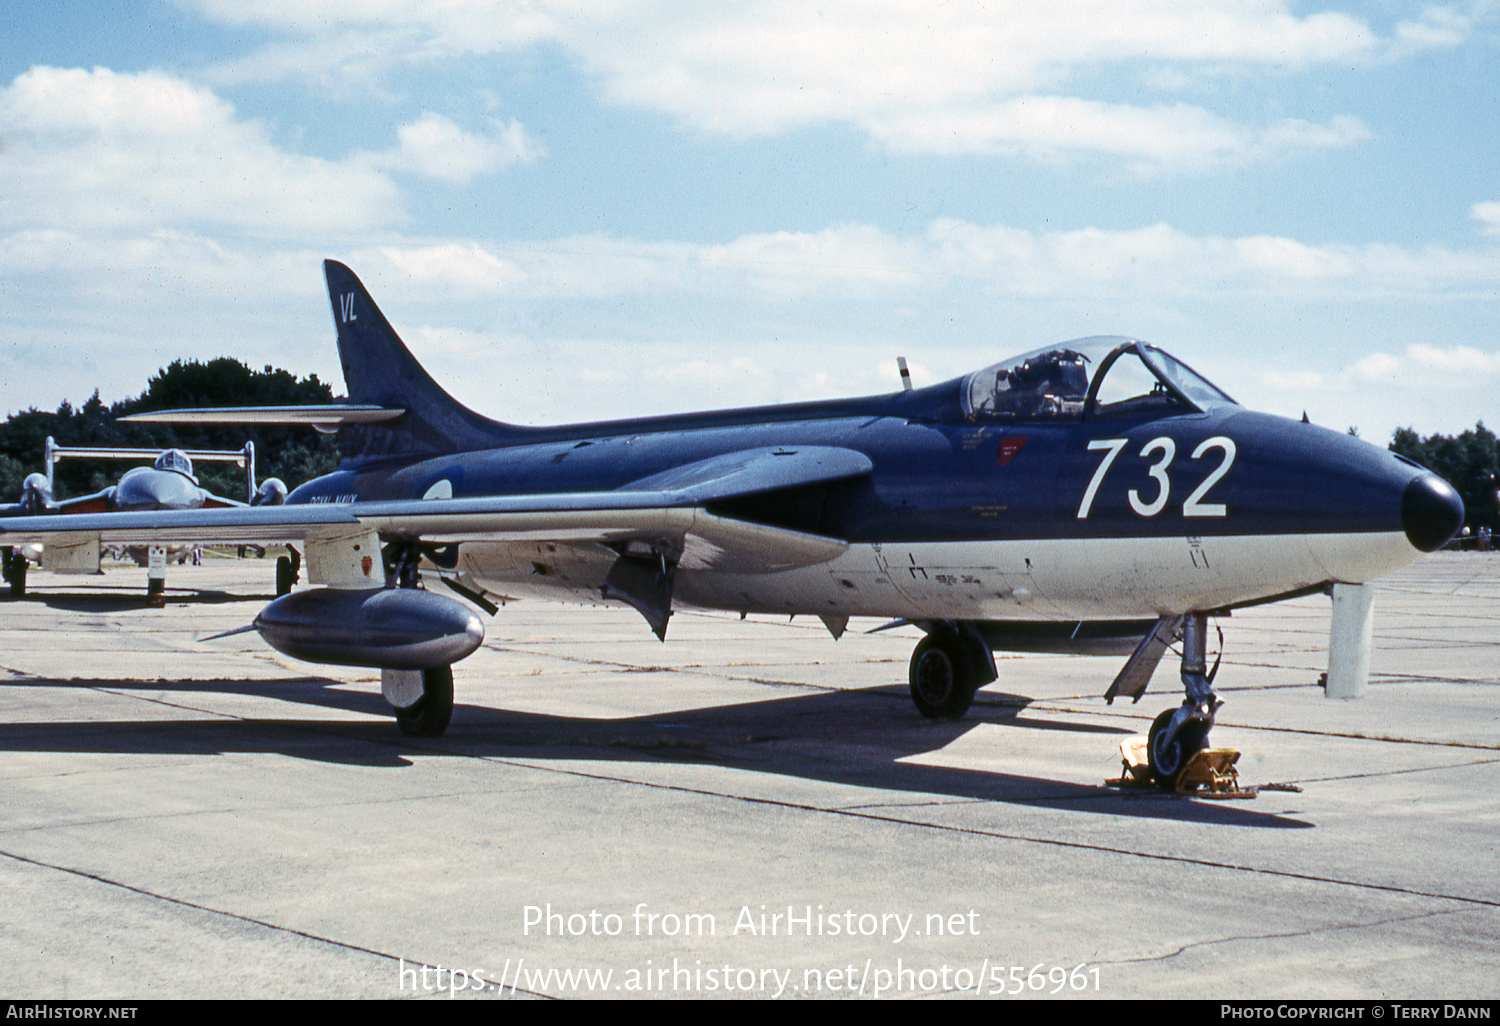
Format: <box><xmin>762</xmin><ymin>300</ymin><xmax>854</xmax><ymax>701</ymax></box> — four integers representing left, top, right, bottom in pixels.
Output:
<box><xmin>962</xmin><ymin>337</ymin><xmax>1234</xmax><ymax>423</ymax></box>
<box><xmin>153</xmin><ymin>448</ymin><xmax>196</xmax><ymax>481</ymax></box>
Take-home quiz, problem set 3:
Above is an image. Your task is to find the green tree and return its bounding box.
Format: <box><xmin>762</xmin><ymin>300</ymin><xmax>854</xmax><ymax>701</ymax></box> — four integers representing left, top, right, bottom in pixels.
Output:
<box><xmin>0</xmin><ymin>359</ymin><xmax>342</xmax><ymax>502</ymax></box>
<box><xmin>1390</xmin><ymin>423</ymin><xmax>1500</xmax><ymax>532</ymax></box>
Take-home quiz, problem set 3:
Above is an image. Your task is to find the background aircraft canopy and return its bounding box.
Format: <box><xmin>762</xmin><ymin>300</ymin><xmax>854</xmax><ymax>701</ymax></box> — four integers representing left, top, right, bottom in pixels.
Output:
<box><xmin>962</xmin><ymin>337</ymin><xmax>1236</xmax><ymax>422</ymax></box>
<box><xmin>153</xmin><ymin>449</ymin><xmax>197</xmax><ymax>481</ymax></box>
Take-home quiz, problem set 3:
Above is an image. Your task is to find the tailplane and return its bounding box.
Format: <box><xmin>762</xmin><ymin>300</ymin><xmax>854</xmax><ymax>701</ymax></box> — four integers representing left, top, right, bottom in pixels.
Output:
<box><xmin>324</xmin><ymin>260</ymin><xmax>521</xmax><ymax>459</ymax></box>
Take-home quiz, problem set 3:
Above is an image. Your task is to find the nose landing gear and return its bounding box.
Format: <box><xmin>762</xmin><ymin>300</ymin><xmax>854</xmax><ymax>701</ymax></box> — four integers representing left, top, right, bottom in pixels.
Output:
<box><xmin>1145</xmin><ymin>612</ymin><xmax>1222</xmax><ymax>791</ymax></box>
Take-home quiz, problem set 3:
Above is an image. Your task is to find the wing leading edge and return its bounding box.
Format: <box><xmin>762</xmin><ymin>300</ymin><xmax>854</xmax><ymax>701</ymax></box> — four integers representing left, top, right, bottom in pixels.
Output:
<box><xmin>0</xmin><ymin>445</ymin><xmax>873</xmax><ymax>574</ymax></box>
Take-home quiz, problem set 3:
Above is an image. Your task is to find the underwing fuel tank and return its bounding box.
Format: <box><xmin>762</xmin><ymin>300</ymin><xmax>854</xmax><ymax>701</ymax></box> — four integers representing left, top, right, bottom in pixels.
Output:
<box><xmin>253</xmin><ymin>588</ymin><xmax>484</xmax><ymax>669</ymax></box>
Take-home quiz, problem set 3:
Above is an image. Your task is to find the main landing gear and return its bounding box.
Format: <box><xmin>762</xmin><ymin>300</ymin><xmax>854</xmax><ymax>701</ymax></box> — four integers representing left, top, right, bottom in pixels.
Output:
<box><xmin>2</xmin><ymin>547</ymin><xmax>26</xmax><ymax>598</ymax></box>
<box><xmin>382</xmin><ymin>540</ymin><xmax>456</xmax><ymax>738</ymax></box>
<box><xmin>275</xmin><ymin>547</ymin><xmax>301</xmax><ymax>597</ymax></box>
<box><xmin>1145</xmin><ymin>613</ymin><xmax>1221</xmax><ymax>791</ymax></box>
<box><xmin>908</xmin><ymin>622</ymin><xmax>997</xmax><ymax>720</ymax></box>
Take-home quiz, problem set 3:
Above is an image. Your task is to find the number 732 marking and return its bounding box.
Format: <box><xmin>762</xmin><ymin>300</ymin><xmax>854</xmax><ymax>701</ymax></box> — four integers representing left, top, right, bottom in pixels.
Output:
<box><xmin>1076</xmin><ymin>436</ymin><xmax>1236</xmax><ymax>519</ymax></box>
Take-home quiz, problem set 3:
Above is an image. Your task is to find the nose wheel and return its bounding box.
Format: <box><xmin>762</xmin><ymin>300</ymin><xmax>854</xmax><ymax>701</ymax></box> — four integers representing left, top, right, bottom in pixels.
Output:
<box><xmin>1147</xmin><ymin>705</ymin><xmax>1212</xmax><ymax>791</ymax></box>
<box><xmin>1148</xmin><ymin>612</ymin><xmax>1221</xmax><ymax>791</ymax></box>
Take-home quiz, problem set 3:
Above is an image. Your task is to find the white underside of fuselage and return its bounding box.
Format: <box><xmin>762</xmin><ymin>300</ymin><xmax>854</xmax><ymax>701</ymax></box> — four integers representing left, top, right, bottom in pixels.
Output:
<box><xmin>453</xmin><ymin>530</ymin><xmax>1418</xmax><ymax>622</ymax></box>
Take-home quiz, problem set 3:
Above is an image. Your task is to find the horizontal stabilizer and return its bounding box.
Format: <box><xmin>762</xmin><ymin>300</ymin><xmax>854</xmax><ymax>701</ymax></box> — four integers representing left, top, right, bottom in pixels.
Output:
<box><xmin>121</xmin><ymin>405</ymin><xmax>405</xmax><ymax>432</ymax></box>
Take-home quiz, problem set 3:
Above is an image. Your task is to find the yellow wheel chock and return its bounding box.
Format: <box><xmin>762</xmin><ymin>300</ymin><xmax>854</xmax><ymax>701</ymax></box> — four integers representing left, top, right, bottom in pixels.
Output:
<box><xmin>1109</xmin><ymin>738</ymin><xmax>1257</xmax><ymax>798</ymax></box>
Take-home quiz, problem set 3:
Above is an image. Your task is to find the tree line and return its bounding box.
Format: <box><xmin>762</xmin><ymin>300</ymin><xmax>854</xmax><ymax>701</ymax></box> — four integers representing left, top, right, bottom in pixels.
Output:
<box><xmin>1390</xmin><ymin>423</ymin><xmax>1499</xmax><ymax>535</ymax></box>
<box><xmin>0</xmin><ymin>358</ymin><xmax>341</xmax><ymax>502</ymax></box>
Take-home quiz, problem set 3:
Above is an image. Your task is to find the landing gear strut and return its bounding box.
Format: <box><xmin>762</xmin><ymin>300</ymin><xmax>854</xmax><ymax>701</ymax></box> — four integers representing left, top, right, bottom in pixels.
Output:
<box><xmin>381</xmin><ymin>540</ymin><xmax>456</xmax><ymax>737</ymax></box>
<box><xmin>275</xmin><ymin>547</ymin><xmax>301</xmax><ymax>596</ymax></box>
<box><xmin>908</xmin><ymin>622</ymin><xmax>996</xmax><ymax>719</ymax></box>
<box><xmin>1147</xmin><ymin>612</ymin><xmax>1220</xmax><ymax>791</ymax></box>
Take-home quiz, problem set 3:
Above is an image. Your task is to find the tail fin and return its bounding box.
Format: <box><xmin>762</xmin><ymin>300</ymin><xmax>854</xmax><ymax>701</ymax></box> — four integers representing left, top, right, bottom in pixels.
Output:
<box><xmin>325</xmin><ymin>260</ymin><xmax>522</xmax><ymax>459</ymax></box>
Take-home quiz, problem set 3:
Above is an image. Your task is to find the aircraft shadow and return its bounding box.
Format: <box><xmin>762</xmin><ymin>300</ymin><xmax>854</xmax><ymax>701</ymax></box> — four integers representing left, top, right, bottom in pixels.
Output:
<box><xmin>0</xmin><ymin>673</ymin><xmax>1308</xmax><ymax>828</ymax></box>
<box><xmin>11</xmin><ymin>589</ymin><xmax>272</xmax><ymax>612</ymax></box>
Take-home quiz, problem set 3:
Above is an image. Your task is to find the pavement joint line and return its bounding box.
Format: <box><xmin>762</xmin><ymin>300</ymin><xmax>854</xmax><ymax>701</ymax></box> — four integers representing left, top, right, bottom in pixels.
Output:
<box><xmin>75</xmin><ymin>684</ymin><xmax>391</xmax><ymax>724</ymax></box>
<box><xmin>0</xmin><ymin>846</ymin><xmax>437</xmax><ymax>979</ymax></box>
<box><xmin>0</xmin><ymin>779</ymin><xmax>577</xmax><ymax>835</ymax></box>
<box><xmin>1019</xmin><ymin>701</ymin><xmax>1500</xmax><ymax>751</ymax></box>
<box><xmin>836</xmin><ymin>798</ymin><xmax>984</xmax><ymax>811</ymax></box>
<box><xmin>1281</xmin><ymin>756</ymin><xmax>1500</xmax><ymax>785</ymax></box>
<box><xmin>1101</xmin><ymin>907</ymin><xmax>1467</xmax><ymax>970</ymax></box>
<box><xmin>412</xmin><ymin>745</ymin><xmax>1500</xmax><ymax>912</ymax></box>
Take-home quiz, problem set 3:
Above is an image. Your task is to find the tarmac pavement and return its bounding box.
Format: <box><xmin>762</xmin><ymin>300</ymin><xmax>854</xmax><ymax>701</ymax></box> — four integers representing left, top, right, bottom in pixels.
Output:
<box><xmin>0</xmin><ymin>551</ymin><xmax>1495</xmax><ymax>999</ymax></box>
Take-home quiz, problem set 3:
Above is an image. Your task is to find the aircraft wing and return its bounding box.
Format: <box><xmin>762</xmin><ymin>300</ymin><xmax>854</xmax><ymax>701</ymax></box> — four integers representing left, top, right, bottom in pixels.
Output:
<box><xmin>0</xmin><ymin>446</ymin><xmax>872</xmax><ymax>574</ymax></box>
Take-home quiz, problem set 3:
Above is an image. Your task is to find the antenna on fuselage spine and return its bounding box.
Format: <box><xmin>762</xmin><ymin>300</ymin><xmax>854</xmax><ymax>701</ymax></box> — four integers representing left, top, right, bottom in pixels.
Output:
<box><xmin>897</xmin><ymin>357</ymin><xmax>913</xmax><ymax>392</ymax></box>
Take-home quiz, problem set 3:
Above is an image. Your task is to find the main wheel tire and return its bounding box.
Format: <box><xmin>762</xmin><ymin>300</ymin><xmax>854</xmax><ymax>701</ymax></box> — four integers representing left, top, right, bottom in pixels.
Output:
<box><xmin>909</xmin><ymin>634</ymin><xmax>977</xmax><ymax>719</ymax></box>
<box><xmin>395</xmin><ymin>665</ymin><xmax>454</xmax><ymax>737</ymax></box>
<box><xmin>4</xmin><ymin>552</ymin><xmax>24</xmax><ymax>598</ymax></box>
<box><xmin>275</xmin><ymin>555</ymin><xmax>295</xmax><ymax>596</ymax></box>
<box><xmin>1148</xmin><ymin>707</ymin><xmax>1209</xmax><ymax>792</ymax></box>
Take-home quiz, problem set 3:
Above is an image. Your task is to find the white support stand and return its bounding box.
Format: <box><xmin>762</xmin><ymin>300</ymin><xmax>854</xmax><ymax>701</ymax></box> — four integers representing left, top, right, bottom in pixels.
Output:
<box><xmin>1327</xmin><ymin>582</ymin><xmax>1375</xmax><ymax>699</ymax></box>
<box><xmin>147</xmin><ymin>544</ymin><xmax>167</xmax><ymax>606</ymax></box>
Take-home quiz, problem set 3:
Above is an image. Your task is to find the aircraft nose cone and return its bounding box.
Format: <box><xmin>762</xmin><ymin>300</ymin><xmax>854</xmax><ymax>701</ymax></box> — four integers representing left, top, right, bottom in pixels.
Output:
<box><xmin>1402</xmin><ymin>473</ymin><xmax>1464</xmax><ymax>552</ymax></box>
<box><xmin>113</xmin><ymin>468</ymin><xmax>200</xmax><ymax>511</ymax></box>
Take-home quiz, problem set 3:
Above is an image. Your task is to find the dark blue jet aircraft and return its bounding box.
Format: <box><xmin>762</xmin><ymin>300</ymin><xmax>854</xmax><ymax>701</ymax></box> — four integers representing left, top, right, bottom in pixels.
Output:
<box><xmin>0</xmin><ymin>261</ymin><xmax>1464</xmax><ymax>789</ymax></box>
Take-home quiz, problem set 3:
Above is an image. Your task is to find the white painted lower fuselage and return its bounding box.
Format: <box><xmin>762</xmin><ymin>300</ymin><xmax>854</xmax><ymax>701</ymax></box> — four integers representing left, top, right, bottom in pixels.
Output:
<box><xmin>454</xmin><ymin>530</ymin><xmax>1418</xmax><ymax>623</ymax></box>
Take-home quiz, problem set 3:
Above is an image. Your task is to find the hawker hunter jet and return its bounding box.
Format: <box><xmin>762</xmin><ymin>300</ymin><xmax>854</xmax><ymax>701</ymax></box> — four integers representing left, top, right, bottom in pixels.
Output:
<box><xmin>0</xmin><ymin>261</ymin><xmax>1463</xmax><ymax>790</ymax></box>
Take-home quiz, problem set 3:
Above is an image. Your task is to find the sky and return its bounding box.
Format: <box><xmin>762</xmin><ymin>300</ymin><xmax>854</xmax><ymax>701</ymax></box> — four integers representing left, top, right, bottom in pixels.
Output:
<box><xmin>0</xmin><ymin>1</ymin><xmax>1497</xmax><ymax>442</ymax></box>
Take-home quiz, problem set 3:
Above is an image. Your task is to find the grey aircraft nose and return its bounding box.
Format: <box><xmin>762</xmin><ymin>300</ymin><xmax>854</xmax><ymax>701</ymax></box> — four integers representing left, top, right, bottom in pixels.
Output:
<box><xmin>1402</xmin><ymin>472</ymin><xmax>1464</xmax><ymax>552</ymax></box>
<box><xmin>113</xmin><ymin>468</ymin><xmax>202</xmax><ymax>511</ymax></box>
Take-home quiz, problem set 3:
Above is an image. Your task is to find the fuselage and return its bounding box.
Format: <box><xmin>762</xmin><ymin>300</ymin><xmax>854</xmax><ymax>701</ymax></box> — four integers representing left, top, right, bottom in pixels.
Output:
<box><xmin>286</xmin><ymin>363</ymin><xmax>1457</xmax><ymax>624</ymax></box>
<box><xmin>111</xmin><ymin>466</ymin><xmax>210</xmax><ymax>512</ymax></box>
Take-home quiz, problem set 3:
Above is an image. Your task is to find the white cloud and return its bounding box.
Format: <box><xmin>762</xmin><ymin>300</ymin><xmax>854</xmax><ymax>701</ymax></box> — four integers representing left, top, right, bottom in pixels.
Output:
<box><xmin>702</xmin><ymin>225</ymin><xmax>927</xmax><ymax>298</ymax></box>
<box><xmin>924</xmin><ymin>219</ymin><xmax>1500</xmax><ymax>299</ymax></box>
<box><xmin>866</xmin><ymin>97</ymin><xmax>1369</xmax><ymax>169</ymax></box>
<box><xmin>181</xmin><ymin>1</ymin><xmax>1422</xmax><ymax>167</ymax></box>
<box><xmin>1388</xmin><ymin>5</ymin><xmax>1474</xmax><ymax>58</ymax></box>
<box><xmin>331</xmin><ymin>214</ymin><xmax>1500</xmax><ymax>307</ymax></box>
<box><xmin>375</xmin><ymin>113</ymin><xmax>544</xmax><ymax>183</ymax></box>
<box><xmin>5</xmin><ymin>211</ymin><xmax>1498</xmax><ymax>436</ymax></box>
<box><xmin>0</xmin><ymin>66</ymin><xmax>402</xmax><ymax>233</ymax></box>
<box><xmin>1258</xmin><ymin>370</ymin><xmax>1327</xmax><ymax>391</ymax></box>
<box><xmin>9</xmin><ymin>206</ymin><xmax>1497</xmax><ymax>319</ymax></box>
<box><xmin>1354</xmin><ymin>352</ymin><xmax>1404</xmax><ymax>381</ymax></box>
<box><xmin>1350</xmin><ymin>344</ymin><xmax>1500</xmax><ymax>388</ymax></box>
<box><xmin>560</xmin><ymin>2</ymin><xmax>1379</xmax><ymax>136</ymax></box>
<box><xmin>1406</xmin><ymin>343</ymin><xmax>1500</xmax><ymax>376</ymax></box>
<box><xmin>374</xmin><ymin>242</ymin><xmax>524</xmax><ymax>295</ymax></box>
<box><xmin>1473</xmin><ymin>201</ymin><xmax>1500</xmax><ymax>236</ymax></box>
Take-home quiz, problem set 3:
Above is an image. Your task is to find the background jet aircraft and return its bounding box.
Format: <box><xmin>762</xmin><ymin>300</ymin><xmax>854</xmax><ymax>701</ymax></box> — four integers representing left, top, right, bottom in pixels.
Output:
<box><xmin>0</xmin><ymin>441</ymin><xmax>287</xmax><ymax>599</ymax></box>
<box><xmin>0</xmin><ymin>261</ymin><xmax>1464</xmax><ymax>790</ymax></box>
